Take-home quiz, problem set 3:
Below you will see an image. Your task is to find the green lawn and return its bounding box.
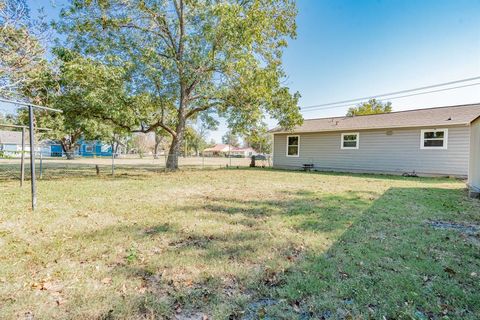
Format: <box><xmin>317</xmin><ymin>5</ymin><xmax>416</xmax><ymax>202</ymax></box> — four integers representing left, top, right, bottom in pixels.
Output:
<box><xmin>0</xmin><ymin>168</ymin><xmax>479</xmax><ymax>319</ymax></box>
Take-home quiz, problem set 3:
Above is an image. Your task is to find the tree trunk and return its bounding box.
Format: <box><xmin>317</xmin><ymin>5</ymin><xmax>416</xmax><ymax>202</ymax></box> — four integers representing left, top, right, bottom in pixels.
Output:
<box><xmin>154</xmin><ymin>134</ymin><xmax>163</xmax><ymax>159</ymax></box>
<box><xmin>61</xmin><ymin>141</ymin><xmax>76</xmax><ymax>160</ymax></box>
<box><xmin>166</xmin><ymin>115</ymin><xmax>186</xmax><ymax>170</ymax></box>
<box><xmin>166</xmin><ymin>77</ymin><xmax>188</xmax><ymax>169</ymax></box>
<box><xmin>64</xmin><ymin>145</ymin><xmax>76</xmax><ymax>160</ymax></box>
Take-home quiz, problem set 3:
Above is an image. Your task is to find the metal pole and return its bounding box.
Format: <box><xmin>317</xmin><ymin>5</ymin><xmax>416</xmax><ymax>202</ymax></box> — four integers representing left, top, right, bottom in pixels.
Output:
<box><xmin>202</xmin><ymin>152</ymin><xmax>204</xmax><ymax>169</ymax></box>
<box><xmin>39</xmin><ymin>151</ymin><xmax>43</xmax><ymax>179</ymax></box>
<box><xmin>111</xmin><ymin>149</ymin><xmax>115</xmax><ymax>176</ymax></box>
<box><xmin>28</xmin><ymin>106</ymin><xmax>36</xmax><ymax>210</ymax></box>
<box><xmin>229</xmin><ymin>137</ymin><xmax>232</xmax><ymax>167</ymax></box>
<box><xmin>20</xmin><ymin>127</ymin><xmax>25</xmax><ymax>186</ymax></box>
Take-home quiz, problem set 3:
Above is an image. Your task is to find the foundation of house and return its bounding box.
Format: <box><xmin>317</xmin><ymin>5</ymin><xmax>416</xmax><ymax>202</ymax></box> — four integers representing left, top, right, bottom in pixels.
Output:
<box><xmin>469</xmin><ymin>188</ymin><xmax>480</xmax><ymax>199</ymax></box>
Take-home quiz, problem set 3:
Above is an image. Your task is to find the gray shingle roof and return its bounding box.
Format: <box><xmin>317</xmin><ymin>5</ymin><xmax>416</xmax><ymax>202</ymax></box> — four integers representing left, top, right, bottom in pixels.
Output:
<box><xmin>270</xmin><ymin>104</ymin><xmax>480</xmax><ymax>133</ymax></box>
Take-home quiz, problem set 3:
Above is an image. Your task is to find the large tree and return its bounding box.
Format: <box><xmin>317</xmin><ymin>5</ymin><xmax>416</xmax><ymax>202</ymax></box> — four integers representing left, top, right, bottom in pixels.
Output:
<box><xmin>57</xmin><ymin>0</ymin><xmax>302</xmax><ymax>169</ymax></box>
<box><xmin>346</xmin><ymin>99</ymin><xmax>392</xmax><ymax>116</ymax></box>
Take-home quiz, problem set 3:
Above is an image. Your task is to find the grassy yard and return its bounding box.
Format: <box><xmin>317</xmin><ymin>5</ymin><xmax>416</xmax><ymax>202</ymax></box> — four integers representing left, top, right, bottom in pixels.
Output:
<box><xmin>0</xmin><ymin>168</ymin><xmax>479</xmax><ymax>319</ymax></box>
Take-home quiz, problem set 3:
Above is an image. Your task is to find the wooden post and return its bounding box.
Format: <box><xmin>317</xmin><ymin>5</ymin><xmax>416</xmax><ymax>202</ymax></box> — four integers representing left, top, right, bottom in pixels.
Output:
<box><xmin>28</xmin><ymin>106</ymin><xmax>37</xmax><ymax>210</ymax></box>
<box><xmin>20</xmin><ymin>127</ymin><xmax>25</xmax><ymax>186</ymax></box>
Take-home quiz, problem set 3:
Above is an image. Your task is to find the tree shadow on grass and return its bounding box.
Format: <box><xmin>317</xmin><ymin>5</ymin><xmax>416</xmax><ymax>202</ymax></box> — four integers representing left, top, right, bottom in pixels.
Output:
<box><xmin>32</xmin><ymin>185</ymin><xmax>479</xmax><ymax>319</ymax></box>
<box><xmin>263</xmin><ymin>187</ymin><xmax>480</xmax><ymax>320</ymax></box>
<box><xmin>179</xmin><ymin>190</ymin><xmax>373</xmax><ymax>234</ymax></box>
<box><xmin>59</xmin><ymin>189</ymin><xmax>374</xmax><ymax>318</ymax></box>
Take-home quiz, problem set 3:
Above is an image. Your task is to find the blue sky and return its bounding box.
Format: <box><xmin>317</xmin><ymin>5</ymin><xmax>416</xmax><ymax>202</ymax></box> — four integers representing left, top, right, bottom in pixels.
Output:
<box><xmin>5</xmin><ymin>0</ymin><xmax>480</xmax><ymax>143</ymax></box>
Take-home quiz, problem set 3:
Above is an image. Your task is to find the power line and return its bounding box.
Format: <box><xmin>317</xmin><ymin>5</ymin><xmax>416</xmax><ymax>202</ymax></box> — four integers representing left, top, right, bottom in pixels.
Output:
<box><xmin>301</xmin><ymin>82</ymin><xmax>480</xmax><ymax>113</ymax></box>
<box><xmin>301</xmin><ymin>76</ymin><xmax>480</xmax><ymax>110</ymax></box>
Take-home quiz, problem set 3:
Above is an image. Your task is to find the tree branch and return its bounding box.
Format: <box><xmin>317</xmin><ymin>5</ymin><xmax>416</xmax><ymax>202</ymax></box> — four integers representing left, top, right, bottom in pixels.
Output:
<box><xmin>185</xmin><ymin>100</ymin><xmax>223</xmax><ymax>118</ymax></box>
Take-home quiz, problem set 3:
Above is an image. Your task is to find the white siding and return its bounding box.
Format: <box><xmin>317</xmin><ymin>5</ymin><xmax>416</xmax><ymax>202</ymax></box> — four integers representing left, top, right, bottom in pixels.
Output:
<box><xmin>469</xmin><ymin>119</ymin><xmax>480</xmax><ymax>189</ymax></box>
<box><xmin>273</xmin><ymin>126</ymin><xmax>470</xmax><ymax>176</ymax></box>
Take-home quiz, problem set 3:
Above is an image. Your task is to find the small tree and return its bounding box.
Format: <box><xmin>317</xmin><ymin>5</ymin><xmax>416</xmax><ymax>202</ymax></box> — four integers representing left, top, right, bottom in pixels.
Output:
<box><xmin>186</xmin><ymin>125</ymin><xmax>208</xmax><ymax>156</ymax></box>
<box><xmin>222</xmin><ymin>130</ymin><xmax>240</xmax><ymax>147</ymax></box>
<box><xmin>244</xmin><ymin>126</ymin><xmax>272</xmax><ymax>154</ymax></box>
<box><xmin>132</xmin><ymin>133</ymin><xmax>155</xmax><ymax>157</ymax></box>
<box><xmin>346</xmin><ymin>99</ymin><xmax>392</xmax><ymax>116</ymax></box>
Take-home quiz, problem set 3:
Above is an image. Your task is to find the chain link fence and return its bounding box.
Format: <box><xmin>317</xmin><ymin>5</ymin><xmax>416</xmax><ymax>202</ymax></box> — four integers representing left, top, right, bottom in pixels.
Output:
<box><xmin>0</xmin><ymin>150</ymin><xmax>272</xmax><ymax>181</ymax></box>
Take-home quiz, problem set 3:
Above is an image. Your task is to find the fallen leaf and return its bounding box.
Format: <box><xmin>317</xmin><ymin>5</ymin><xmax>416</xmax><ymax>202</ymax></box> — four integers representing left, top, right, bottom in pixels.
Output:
<box><xmin>444</xmin><ymin>267</ymin><xmax>456</xmax><ymax>275</ymax></box>
<box><xmin>101</xmin><ymin>277</ymin><xmax>112</xmax><ymax>284</ymax></box>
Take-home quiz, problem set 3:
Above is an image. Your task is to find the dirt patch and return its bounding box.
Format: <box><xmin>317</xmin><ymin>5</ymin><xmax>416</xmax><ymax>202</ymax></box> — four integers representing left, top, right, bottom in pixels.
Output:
<box><xmin>427</xmin><ymin>220</ymin><xmax>480</xmax><ymax>247</ymax></box>
<box><xmin>241</xmin><ymin>298</ymin><xmax>279</xmax><ymax>320</ymax></box>
<box><xmin>168</xmin><ymin>235</ymin><xmax>216</xmax><ymax>249</ymax></box>
<box><xmin>174</xmin><ymin>312</ymin><xmax>209</xmax><ymax>320</ymax></box>
<box><xmin>426</xmin><ymin>221</ymin><xmax>479</xmax><ymax>235</ymax></box>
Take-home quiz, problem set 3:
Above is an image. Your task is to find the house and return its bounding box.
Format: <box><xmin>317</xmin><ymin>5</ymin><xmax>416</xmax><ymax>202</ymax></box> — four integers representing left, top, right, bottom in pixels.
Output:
<box><xmin>270</xmin><ymin>104</ymin><xmax>480</xmax><ymax>196</ymax></box>
<box><xmin>79</xmin><ymin>140</ymin><xmax>113</xmax><ymax>157</ymax></box>
<box><xmin>38</xmin><ymin>140</ymin><xmax>64</xmax><ymax>157</ymax></box>
<box><xmin>0</xmin><ymin>130</ymin><xmax>117</xmax><ymax>158</ymax></box>
<box><xmin>203</xmin><ymin>144</ymin><xmax>258</xmax><ymax>157</ymax></box>
<box><xmin>0</xmin><ymin>130</ymin><xmax>30</xmax><ymax>155</ymax></box>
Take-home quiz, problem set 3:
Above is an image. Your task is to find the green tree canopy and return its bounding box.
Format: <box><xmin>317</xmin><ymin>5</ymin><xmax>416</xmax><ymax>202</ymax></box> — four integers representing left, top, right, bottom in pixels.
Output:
<box><xmin>346</xmin><ymin>99</ymin><xmax>392</xmax><ymax>116</ymax></box>
<box><xmin>19</xmin><ymin>50</ymin><xmax>128</xmax><ymax>158</ymax></box>
<box><xmin>57</xmin><ymin>0</ymin><xmax>303</xmax><ymax>169</ymax></box>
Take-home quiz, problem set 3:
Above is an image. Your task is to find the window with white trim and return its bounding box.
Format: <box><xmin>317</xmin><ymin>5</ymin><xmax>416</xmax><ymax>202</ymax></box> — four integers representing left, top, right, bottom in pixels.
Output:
<box><xmin>286</xmin><ymin>135</ymin><xmax>299</xmax><ymax>157</ymax></box>
<box><xmin>85</xmin><ymin>145</ymin><xmax>94</xmax><ymax>153</ymax></box>
<box><xmin>421</xmin><ymin>129</ymin><xmax>448</xmax><ymax>149</ymax></box>
<box><xmin>341</xmin><ymin>133</ymin><xmax>359</xmax><ymax>149</ymax></box>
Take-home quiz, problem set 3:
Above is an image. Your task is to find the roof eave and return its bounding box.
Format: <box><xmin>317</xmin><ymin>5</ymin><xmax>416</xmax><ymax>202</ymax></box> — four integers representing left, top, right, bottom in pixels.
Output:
<box><xmin>270</xmin><ymin>122</ymin><xmax>471</xmax><ymax>134</ymax></box>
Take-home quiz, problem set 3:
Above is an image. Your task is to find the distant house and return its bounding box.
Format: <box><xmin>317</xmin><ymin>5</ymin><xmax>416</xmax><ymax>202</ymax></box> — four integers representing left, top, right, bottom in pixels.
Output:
<box><xmin>78</xmin><ymin>140</ymin><xmax>113</xmax><ymax>157</ymax></box>
<box><xmin>0</xmin><ymin>130</ymin><xmax>30</xmax><ymax>155</ymax></box>
<box><xmin>203</xmin><ymin>144</ymin><xmax>258</xmax><ymax>157</ymax></box>
<box><xmin>0</xmin><ymin>131</ymin><xmax>116</xmax><ymax>158</ymax></box>
<box><xmin>270</xmin><ymin>104</ymin><xmax>480</xmax><ymax>196</ymax></box>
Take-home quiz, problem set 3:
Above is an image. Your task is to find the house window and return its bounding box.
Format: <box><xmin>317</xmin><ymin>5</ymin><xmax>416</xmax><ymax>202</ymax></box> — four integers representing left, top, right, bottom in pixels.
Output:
<box><xmin>341</xmin><ymin>133</ymin><xmax>359</xmax><ymax>149</ymax></box>
<box><xmin>421</xmin><ymin>129</ymin><xmax>448</xmax><ymax>149</ymax></box>
<box><xmin>85</xmin><ymin>145</ymin><xmax>93</xmax><ymax>153</ymax></box>
<box><xmin>286</xmin><ymin>135</ymin><xmax>299</xmax><ymax>157</ymax></box>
